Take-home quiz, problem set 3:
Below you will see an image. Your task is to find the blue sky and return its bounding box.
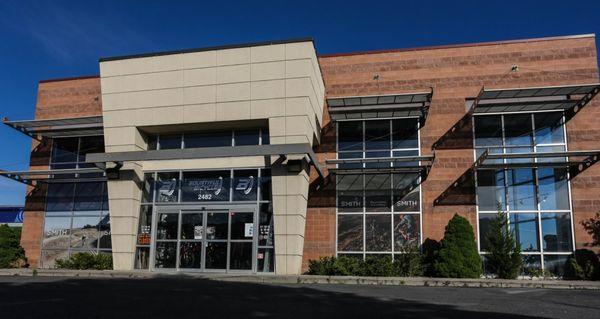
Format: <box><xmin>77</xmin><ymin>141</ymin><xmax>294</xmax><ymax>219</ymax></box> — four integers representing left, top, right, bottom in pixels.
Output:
<box><xmin>1</xmin><ymin>0</ymin><xmax>599</xmax><ymax>205</ymax></box>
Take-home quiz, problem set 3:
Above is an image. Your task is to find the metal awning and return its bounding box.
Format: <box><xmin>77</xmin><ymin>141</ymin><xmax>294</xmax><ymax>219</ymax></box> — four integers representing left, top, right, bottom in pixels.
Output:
<box><xmin>434</xmin><ymin>148</ymin><xmax>600</xmax><ymax>206</ymax></box>
<box><xmin>431</xmin><ymin>83</ymin><xmax>600</xmax><ymax>150</ymax></box>
<box><xmin>473</xmin><ymin>83</ymin><xmax>600</xmax><ymax>114</ymax></box>
<box><xmin>0</xmin><ymin>167</ymin><xmax>107</xmax><ymax>186</ymax></box>
<box><xmin>326</xmin><ymin>155</ymin><xmax>434</xmax><ymax>176</ymax></box>
<box><xmin>474</xmin><ymin>149</ymin><xmax>600</xmax><ymax>172</ymax></box>
<box><xmin>86</xmin><ymin>143</ymin><xmax>325</xmax><ymax>179</ymax></box>
<box><xmin>327</xmin><ymin>90</ymin><xmax>432</xmax><ymax>121</ymax></box>
<box><xmin>2</xmin><ymin>116</ymin><xmax>104</xmax><ymax>139</ymax></box>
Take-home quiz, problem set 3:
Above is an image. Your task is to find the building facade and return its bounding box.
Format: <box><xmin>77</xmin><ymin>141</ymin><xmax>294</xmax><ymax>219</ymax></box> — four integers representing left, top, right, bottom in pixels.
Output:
<box><xmin>2</xmin><ymin>35</ymin><xmax>600</xmax><ymax>276</ymax></box>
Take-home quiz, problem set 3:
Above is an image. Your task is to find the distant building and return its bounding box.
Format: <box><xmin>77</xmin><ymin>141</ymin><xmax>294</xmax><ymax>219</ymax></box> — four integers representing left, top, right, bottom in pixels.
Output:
<box><xmin>0</xmin><ymin>206</ymin><xmax>24</xmax><ymax>226</ymax></box>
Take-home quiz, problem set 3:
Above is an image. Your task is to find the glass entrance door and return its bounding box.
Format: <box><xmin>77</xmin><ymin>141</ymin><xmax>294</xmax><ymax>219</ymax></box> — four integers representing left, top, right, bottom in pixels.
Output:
<box><xmin>152</xmin><ymin>208</ymin><xmax>256</xmax><ymax>272</ymax></box>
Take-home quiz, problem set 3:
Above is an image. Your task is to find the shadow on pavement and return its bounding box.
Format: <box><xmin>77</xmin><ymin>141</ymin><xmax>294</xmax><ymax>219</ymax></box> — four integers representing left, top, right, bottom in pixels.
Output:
<box><xmin>0</xmin><ymin>276</ymin><xmax>549</xmax><ymax>319</ymax></box>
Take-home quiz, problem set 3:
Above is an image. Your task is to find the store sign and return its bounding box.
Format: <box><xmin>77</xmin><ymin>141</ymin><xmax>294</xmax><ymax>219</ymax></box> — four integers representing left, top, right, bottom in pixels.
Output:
<box><xmin>158</xmin><ymin>178</ymin><xmax>178</xmax><ymax>200</ymax></box>
<box><xmin>235</xmin><ymin>176</ymin><xmax>254</xmax><ymax>195</ymax></box>
<box><xmin>182</xmin><ymin>175</ymin><xmax>229</xmax><ymax>201</ymax></box>
<box><xmin>189</xmin><ymin>177</ymin><xmax>224</xmax><ymax>200</ymax></box>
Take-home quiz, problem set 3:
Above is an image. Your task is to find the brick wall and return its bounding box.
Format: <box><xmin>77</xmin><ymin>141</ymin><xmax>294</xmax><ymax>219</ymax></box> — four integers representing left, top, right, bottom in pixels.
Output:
<box><xmin>21</xmin><ymin>76</ymin><xmax>102</xmax><ymax>267</ymax></box>
<box><xmin>303</xmin><ymin>35</ymin><xmax>600</xmax><ymax>270</ymax></box>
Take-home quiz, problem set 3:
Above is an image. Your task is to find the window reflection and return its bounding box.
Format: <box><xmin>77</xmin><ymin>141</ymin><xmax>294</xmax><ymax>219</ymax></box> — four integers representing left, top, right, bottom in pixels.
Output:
<box><xmin>507</xmin><ymin>169</ymin><xmax>537</xmax><ymax>211</ymax></box>
<box><xmin>510</xmin><ymin>213</ymin><xmax>539</xmax><ymax>252</ymax></box>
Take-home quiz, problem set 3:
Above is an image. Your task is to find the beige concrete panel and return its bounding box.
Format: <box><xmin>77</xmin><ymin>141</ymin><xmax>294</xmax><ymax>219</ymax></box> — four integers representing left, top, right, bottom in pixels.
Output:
<box><xmin>102</xmin><ymin>88</ymin><xmax>184</xmax><ymax>111</ymax></box>
<box><xmin>250</xmin><ymin>44</ymin><xmax>285</xmax><ymax>63</ymax></box>
<box><xmin>217</xmin><ymin>47</ymin><xmax>251</xmax><ymax>66</ymax></box>
<box><xmin>183</xmin><ymin>103</ymin><xmax>217</xmax><ymax>123</ymax></box>
<box><xmin>183</xmin><ymin>86</ymin><xmax>216</xmax><ymax>105</ymax></box>
<box><xmin>251</xmin><ymin>80</ymin><xmax>285</xmax><ymax>100</ymax></box>
<box><xmin>105</xmin><ymin>198</ymin><xmax>140</xmax><ymax>218</ymax></box>
<box><xmin>110</xmin><ymin>216</ymin><xmax>138</xmax><ymax>235</ymax></box>
<box><xmin>285</xmin><ymin>233</ymin><xmax>305</xmax><ymax>256</ymax></box>
<box><xmin>141</xmin><ymin>156</ymin><xmax>266</xmax><ymax>171</ymax></box>
<box><xmin>100</xmin><ymin>54</ymin><xmax>182</xmax><ymax>77</ymax></box>
<box><xmin>101</xmin><ymin>70</ymin><xmax>183</xmax><ymax>94</ymax></box>
<box><xmin>268</xmin><ymin>117</ymin><xmax>286</xmax><ymax>139</ymax></box>
<box><xmin>105</xmin><ymin>145</ymin><xmax>143</xmax><ymax>153</ymax></box>
<box><xmin>216</xmin><ymin>101</ymin><xmax>251</xmax><ymax>121</ymax></box>
<box><xmin>286</xmin><ymin>214</ymin><xmax>307</xmax><ymax>240</ymax></box>
<box><xmin>285</xmin><ymin>174</ymin><xmax>309</xmax><ymax>200</ymax></box>
<box><xmin>284</xmin><ymin>96</ymin><xmax>311</xmax><ymax>117</ymax></box>
<box><xmin>285</xmin><ymin>255</ymin><xmax>303</xmax><ymax>274</ymax></box>
<box><xmin>182</xmin><ymin>50</ymin><xmax>217</xmax><ymax>69</ymax></box>
<box><xmin>285</xmin><ymin>77</ymin><xmax>313</xmax><ymax>99</ymax></box>
<box><xmin>107</xmin><ymin>181</ymin><xmax>142</xmax><ymax>201</ymax></box>
<box><xmin>102</xmin><ymin>109</ymin><xmax>141</xmax><ymax>128</ymax></box>
<box><xmin>183</xmin><ymin>67</ymin><xmax>216</xmax><ymax>86</ymax></box>
<box><xmin>217</xmin><ymin>64</ymin><xmax>251</xmax><ymax>84</ymax></box>
<box><xmin>216</xmin><ymin>82</ymin><xmax>251</xmax><ymax>102</ymax></box>
<box><xmin>285</xmin><ymin>59</ymin><xmax>312</xmax><ymax>78</ymax></box>
<box><xmin>284</xmin><ymin>115</ymin><xmax>312</xmax><ymax>137</ymax></box>
<box><xmin>250</xmin><ymin>61</ymin><xmax>285</xmax><ymax>81</ymax></box>
<box><xmin>271</xmin><ymin>176</ymin><xmax>287</xmax><ymax>196</ymax></box>
<box><xmin>269</xmin><ymin>136</ymin><xmax>286</xmax><ymax>145</ymax></box>
<box><xmin>150</xmin><ymin>105</ymin><xmax>185</xmax><ymax>126</ymax></box>
<box><xmin>274</xmin><ymin>234</ymin><xmax>287</xmax><ymax>254</ymax></box>
<box><xmin>284</xmin><ymin>135</ymin><xmax>312</xmax><ymax>145</ymax></box>
<box><xmin>104</xmin><ymin>127</ymin><xmax>140</xmax><ymax>147</ymax></box>
<box><xmin>250</xmin><ymin>98</ymin><xmax>285</xmax><ymax>119</ymax></box>
<box><xmin>111</xmin><ymin>234</ymin><xmax>136</xmax><ymax>253</ymax></box>
<box><xmin>274</xmin><ymin>254</ymin><xmax>286</xmax><ymax>275</ymax></box>
<box><xmin>112</xmin><ymin>251</ymin><xmax>135</xmax><ymax>271</ymax></box>
<box><xmin>285</xmin><ymin>42</ymin><xmax>315</xmax><ymax>60</ymax></box>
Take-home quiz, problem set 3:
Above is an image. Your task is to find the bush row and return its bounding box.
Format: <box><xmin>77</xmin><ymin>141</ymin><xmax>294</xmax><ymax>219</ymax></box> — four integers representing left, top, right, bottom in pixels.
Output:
<box><xmin>0</xmin><ymin>225</ymin><xmax>27</xmax><ymax>268</ymax></box>
<box><xmin>56</xmin><ymin>252</ymin><xmax>113</xmax><ymax>270</ymax></box>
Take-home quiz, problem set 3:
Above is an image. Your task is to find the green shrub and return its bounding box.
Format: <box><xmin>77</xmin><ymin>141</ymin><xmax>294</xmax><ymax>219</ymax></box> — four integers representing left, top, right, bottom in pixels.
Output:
<box><xmin>307</xmin><ymin>253</ymin><xmax>424</xmax><ymax>277</ymax></box>
<box><xmin>0</xmin><ymin>225</ymin><xmax>27</xmax><ymax>268</ymax></box>
<box><xmin>564</xmin><ymin>249</ymin><xmax>600</xmax><ymax>281</ymax></box>
<box><xmin>433</xmin><ymin>214</ymin><xmax>482</xmax><ymax>278</ymax></box>
<box><xmin>421</xmin><ymin>238</ymin><xmax>441</xmax><ymax>277</ymax></box>
<box><xmin>358</xmin><ymin>255</ymin><xmax>394</xmax><ymax>277</ymax></box>
<box><xmin>306</xmin><ymin>256</ymin><xmax>361</xmax><ymax>276</ymax></box>
<box><xmin>55</xmin><ymin>252</ymin><xmax>113</xmax><ymax>270</ymax></box>
<box><xmin>393</xmin><ymin>244</ymin><xmax>424</xmax><ymax>277</ymax></box>
<box><xmin>484</xmin><ymin>212</ymin><xmax>522</xmax><ymax>279</ymax></box>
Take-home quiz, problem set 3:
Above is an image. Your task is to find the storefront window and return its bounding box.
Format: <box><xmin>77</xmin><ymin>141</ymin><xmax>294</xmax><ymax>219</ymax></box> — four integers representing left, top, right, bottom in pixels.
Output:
<box><xmin>474</xmin><ymin>112</ymin><xmax>573</xmax><ymax>272</ymax></box>
<box><xmin>138</xmin><ymin>169</ymin><xmax>273</xmax><ymax>272</ymax></box>
<box><xmin>336</xmin><ymin>119</ymin><xmax>422</xmax><ymax>259</ymax></box>
<box><xmin>42</xmin><ymin>135</ymin><xmax>110</xmax><ymax>268</ymax></box>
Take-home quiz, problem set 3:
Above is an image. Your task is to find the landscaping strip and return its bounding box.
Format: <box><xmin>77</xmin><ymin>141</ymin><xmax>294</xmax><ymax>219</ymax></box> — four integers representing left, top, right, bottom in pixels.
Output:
<box><xmin>1</xmin><ymin>268</ymin><xmax>599</xmax><ymax>290</ymax></box>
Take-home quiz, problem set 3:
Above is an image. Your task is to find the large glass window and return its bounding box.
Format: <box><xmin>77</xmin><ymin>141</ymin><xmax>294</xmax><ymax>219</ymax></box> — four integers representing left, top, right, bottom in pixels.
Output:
<box><xmin>474</xmin><ymin>112</ymin><xmax>573</xmax><ymax>274</ymax></box>
<box><xmin>42</xmin><ymin>136</ymin><xmax>111</xmax><ymax>268</ymax></box>
<box><xmin>336</xmin><ymin>119</ymin><xmax>421</xmax><ymax>259</ymax></box>
<box><xmin>135</xmin><ymin>169</ymin><xmax>273</xmax><ymax>272</ymax></box>
<box><xmin>150</xmin><ymin>128</ymin><xmax>268</xmax><ymax>150</ymax></box>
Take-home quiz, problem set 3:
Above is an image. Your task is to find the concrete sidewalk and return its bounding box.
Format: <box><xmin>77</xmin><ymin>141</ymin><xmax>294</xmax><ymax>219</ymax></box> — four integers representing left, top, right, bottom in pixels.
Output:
<box><xmin>1</xmin><ymin>268</ymin><xmax>599</xmax><ymax>290</ymax></box>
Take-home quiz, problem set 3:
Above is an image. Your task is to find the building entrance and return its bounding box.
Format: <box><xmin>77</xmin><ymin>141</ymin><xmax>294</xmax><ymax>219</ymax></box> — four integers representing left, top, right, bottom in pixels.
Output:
<box><xmin>152</xmin><ymin>206</ymin><xmax>257</xmax><ymax>272</ymax></box>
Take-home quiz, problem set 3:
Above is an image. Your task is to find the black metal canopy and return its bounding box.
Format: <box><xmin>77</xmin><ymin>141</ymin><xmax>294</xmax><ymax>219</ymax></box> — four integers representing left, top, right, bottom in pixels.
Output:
<box><xmin>431</xmin><ymin>83</ymin><xmax>600</xmax><ymax>150</ymax></box>
<box><xmin>0</xmin><ymin>167</ymin><xmax>107</xmax><ymax>186</ymax></box>
<box><xmin>327</xmin><ymin>90</ymin><xmax>432</xmax><ymax>122</ymax></box>
<box><xmin>434</xmin><ymin>148</ymin><xmax>600</xmax><ymax>206</ymax></box>
<box><xmin>473</xmin><ymin>83</ymin><xmax>600</xmax><ymax>114</ymax></box>
<box><xmin>2</xmin><ymin>116</ymin><xmax>104</xmax><ymax>139</ymax></box>
<box><xmin>326</xmin><ymin>154</ymin><xmax>434</xmax><ymax>176</ymax></box>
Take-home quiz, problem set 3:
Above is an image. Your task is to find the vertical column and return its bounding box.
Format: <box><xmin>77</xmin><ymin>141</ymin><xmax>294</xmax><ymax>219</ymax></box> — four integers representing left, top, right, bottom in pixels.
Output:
<box><xmin>271</xmin><ymin>161</ymin><xmax>310</xmax><ymax>275</ymax></box>
<box><xmin>103</xmin><ymin>127</ymin><xmax>146</xmax><ymax>270</ymax></box>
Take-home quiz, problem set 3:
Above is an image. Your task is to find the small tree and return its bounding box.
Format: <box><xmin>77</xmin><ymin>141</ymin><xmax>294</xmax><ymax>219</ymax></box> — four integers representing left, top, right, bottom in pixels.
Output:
<box><xmin>581</xmin><ymin>212</ymin><xmax>600</xmax><ymax>247</ymax></box>
<box><xmin>484</xmin><ymin>212</ymin><xmax>522</xmax><ymax>279</ymax></box>
<box><xmin>0</xmin><ymin>225</ymin><xmax>27</xmax><ymax>268</ymax></box>
<box><xmin>434</xmin><ymin>214</ymin><xmax>481</xmax><ymax>278</ymax></box>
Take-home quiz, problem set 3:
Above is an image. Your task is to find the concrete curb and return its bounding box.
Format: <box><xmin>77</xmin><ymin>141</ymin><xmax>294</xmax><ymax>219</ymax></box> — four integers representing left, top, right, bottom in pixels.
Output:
<box><xmin>1</xmin><ymin>269</ymin><xmax>599</xmax><ymax>290</ymax></box>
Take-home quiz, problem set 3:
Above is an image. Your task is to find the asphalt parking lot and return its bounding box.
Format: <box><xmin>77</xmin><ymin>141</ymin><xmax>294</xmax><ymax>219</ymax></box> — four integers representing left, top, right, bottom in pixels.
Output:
<box><xmin>0</xmin><ymin>276</ymin><xmax>598</xmax><ymax>319</ymax></box>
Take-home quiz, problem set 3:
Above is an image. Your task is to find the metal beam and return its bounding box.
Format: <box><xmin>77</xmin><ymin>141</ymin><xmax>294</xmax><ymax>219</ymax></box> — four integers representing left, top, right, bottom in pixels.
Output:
<box><xmin>86</xmin><ymin>143</ymin><xmax>325</xmax><ymax>179</ymax></box>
